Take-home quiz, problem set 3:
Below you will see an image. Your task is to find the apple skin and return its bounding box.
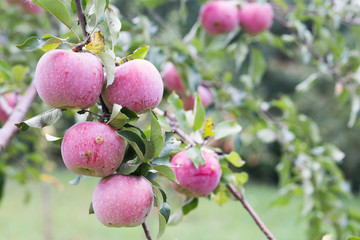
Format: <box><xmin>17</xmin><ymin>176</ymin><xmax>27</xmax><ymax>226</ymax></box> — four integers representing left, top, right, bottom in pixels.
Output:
<box><xmin>200</xmin><ymin>1</ymin><xmax>239</xmax><ymax>35</ymax></box>
<box><xmin>170</xmin><ymin>150</ymin><xmax>221</xmax><ymax>197</ymax></box>
<box><xmin>239</xmin><ymin>2</ymin><xmax>274</xmax><ymax>35</ymax></box>
<box><xmin>0</xmin><ymin>93</ymin><xmax>17</xmax><ymax>122</ymax></box>
<box><xmin>35</xmin><ymin>49</ymin><xmax>104</xmax><ymax>109</ymax></box>
<box><xmin>161</xmin><ymin>62</ymin><xmax>186</xmax><ymax>95</ymax></box>
<box><xmin>22</xmin><ymin>1</ymin><xmax>43</xmax><ymax>14</ymax></box>
<box><xmin>102</xmin><ymin>59</ymin><xmax>163</xmax><ymax>113</ymax></box>
<box><xmin>183</xmin><ymin>85</ymin><xmax>212</xmax><ymax>111</ymax></box>
<box><xmin>92</xmin><ymin>175</ymin><xmax>154</xmax><ymax>227</ymax></box>
<box><xmin>61</xmin><ymin>122</ymin><xmax>125</xmax><ymax>177</ymax></box>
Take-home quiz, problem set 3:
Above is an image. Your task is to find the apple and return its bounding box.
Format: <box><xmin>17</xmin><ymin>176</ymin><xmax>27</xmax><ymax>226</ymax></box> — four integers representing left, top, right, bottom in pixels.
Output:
<box><xmin>22</xmin><ymin>1</ymin><xmax>43</xmax><ymax>14</ymax></box>
<box><xmin>170</xmin><ymin>150</ymin><xmax>221</xmax><ymax>197</ymax></box>
<box><xmin>61</xmin><ymin>122</ymin><xmax>125</xmax><ymax>177</ymax></box>
<box><xmin>161</xmin><ymin>62</ymin><xmax>185</xmax><ymax>95</ymax></box>
<box><xmin>35</xmin><ymin>49</ymin><xmax>104</xmax><ymax>109</ymax></box>
<box><xmin>0</xmin><ymin>93</ymin><xmax>17</xmax><ymax>122</ymax></box>
<box><xmin>101</xmin><ymin>59</ymin><xmax>163</xmax><ymax>113</ymax></box>
<box><xmin>239</xmin><ymin>2</ymin><xmax>274</xmax><ymax>35</ymax></box>
<box><xmin>200</xmin><ymin>1</ymin><xmax>239</xmax><ymax>35</ymax></box>
<box><xmin>182</xmin><ymin>85</ymin><xmax>212</xmax><ymax>110</ymax></box>
<box><xmin>92</xmin><ymin>174</ymin><xmax>154</xmax><ymax>227</ymax></box>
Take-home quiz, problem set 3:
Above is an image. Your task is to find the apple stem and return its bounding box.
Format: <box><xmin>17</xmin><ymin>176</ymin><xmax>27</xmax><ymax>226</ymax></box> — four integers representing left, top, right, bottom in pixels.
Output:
<box><xmin>0</xmin><ymin>80</ymin><xmax>37</xmax><ymax>154</ymax></box>
<box><xmin>226</xmin><ymin>183</ymin><xmax>276</xmax><ymax>240</ymax></box>
<box><xmin>142</xmin><ymin>222</ymin><xmax>153</xmax><ymax>240</ymax></box>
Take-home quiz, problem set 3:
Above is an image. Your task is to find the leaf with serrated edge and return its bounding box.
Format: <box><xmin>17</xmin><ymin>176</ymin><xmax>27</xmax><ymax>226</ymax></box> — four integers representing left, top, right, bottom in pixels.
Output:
<box><xmin>152</xmin><ymin>165</ymin><xmax>179</xmax><ymax>184</ymax></box>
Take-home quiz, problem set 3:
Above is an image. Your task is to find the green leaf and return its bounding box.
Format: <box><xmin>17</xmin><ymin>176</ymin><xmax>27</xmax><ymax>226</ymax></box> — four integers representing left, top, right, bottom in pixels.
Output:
<box><xmin>70</xmin><ymin>0</ymin><xmax>89</xmax><ymax>13</ymax></box>
<box><xmin>17</xmin><ymin>35</ymin><xmax>65</xmax><ymax>52</ymax></box>
<box><xmin>98</xmin><ymin>52</ymin><xmax>115</xmax><ymax>87</ymax></box>
<box><xmin>139</xmin><ymin>0</ymin><xmax>167</xmax><ymax>8</ymax></box>
<box><xmin>16</xmin><ymin>109</ymin><xmax>63</xmax><ymax>132</ymax></box>
<box><xmin>295</xmin><ymin>73</ymin><xmax>318</xmax><ymax>92</ymax></box>
<box><xmin>249</xmin><ymin>48</ymin><xmax>266</xmax><ymax>85</ymax></box>
<box><xmin>0</xmin><ymin>60</ymin><xmax>13</xmax><ymax>80</ymax></box>
<box><xmin>116</xmin><ymin>128</ymin><xmax>146</xmax><ymax>162</ymax></box>
<box><xmin>234</xmin><ymin>172</ymin><xmax>248</xmax><ymax>186</ymax></box>
<box><xmin>132</xmin><ymin>163</ymin><xmax>152</xmax><ymax>177</ymax></box>
<box><xmin>116</xmin><ymin>161</ymin><xmax>140</xmax><ymax>175</ymax></box>
<box><xmin>150</xmin><ymin>110</ymin><xmax>164</xmax><ymax>159</ymax></box>
<box><xmin>107</xmin><ymin>104</ymin><xmax>139</xmax><ymax>129</ymax></box>
<box><xmin>152</xmin><ymin>184</ymin><xmax>164</xmax><ymax>209</ymax></box>
<box><xmin>17</xmin><ymin>36</ymin><xmax>45</xmax><ymax>52</ymax></box>
<box><xmin>158</xmin><ymin>132</ymin><xmax>181</xmax><ymax>158</ymax></box>
<box><xmin>159</xmin><ymin>202</ymin><xmax>171</xmax><ymax>223</ymax></box>
<box><xmin>182</xmin><ymin>198</ymin><xmax>198</xmax><ymax>215</ymax></box>
<box><xmin>94</xmin><ymin>0</ymin><xmax>107</xmax><ymax>22</ymax></box>
<box><xmin>167</xmin><ymin>93</ymin><xmax>187</xmax><ymax>130</ymax></box>
<box><xmin>158</xmin><ymin>213</ymin><xmax>167</xmax><ymax>239</ymax></box>
<box><xmin>32</xmin><ymin>0</ymin><xmax>72</xmax><ymax>29</ymax></box>
<box><xmin>45</xmin><ymin>134</ymin><xmax>63</xmax><ymax>146</ymax></box>
<box><xmin>123</xmin><ymin>45</ymin><xmax>150</xmax><ymax>63</ymax></box>
<box><xmin>193</xmin><ymin>93</ymin><xmax>205</xmax><ymax>131</ymax></box>
<box><xmin>347</xmin><ymin>237</ymin><xmax>360</xmax><ymax>240</ymax></box>
<box><xmin>214</xmin><ymin>121</ymin><xmax>242</xmax><ymax>140</ymax></box>
<box><xmin>187</xmin><ymin>145</ymin><xmax>205</xmax><ymax>169</ymax></box>
<box><xmin>89</xmin><ymin>202</ymin><xmax>94</xmax><ymax>215</ymax></box>
<box><xmin>225</xmin><ymin>151</ymin><xmax>245</xmax><ymax>168</ymax></box>
<box><xmin>0</xmin><ymin>171</ymin><xmax>5</xmax><ymax>204</ymax></box>
<box><xmin>152</xmin><ymin>165</ymin><xmax>179</xmax><ymax>184</ymax></box>
<box><xmin>106</xmin><ymin>7</ymin><xmax>121</xmax><ymax>50</ymax></box>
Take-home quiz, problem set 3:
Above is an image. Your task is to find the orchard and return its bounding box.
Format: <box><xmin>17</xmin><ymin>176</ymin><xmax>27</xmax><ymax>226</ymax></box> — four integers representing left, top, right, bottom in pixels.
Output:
<box><xmin>1</xmin><ymin>0</ymin><xmax>360</xmax><ymax>240</ymax></box>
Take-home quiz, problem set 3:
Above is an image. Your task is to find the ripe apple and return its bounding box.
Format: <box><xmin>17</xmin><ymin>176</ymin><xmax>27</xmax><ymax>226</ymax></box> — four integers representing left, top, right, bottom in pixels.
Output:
<box><xmin>101</xmin><ymin>59</ymin><xmax>163</xmax><ymax>113</ymax></box>
<box><xmin>239</xmin><ymin>2</ymin><xmax>274</xmax><ymax>35</ymax></box>
<box><xmin>200</xmin><ymin>1</ymin><xmax>239</xmax><ymax>35</ymax></box>
<box><xmin>183</xmin><ymin>85</ymin><xmax>212</xmax><ymax>110</ymax></box>
<box><xmin>170</xmin><ymin>150</ymin><xmax>221</xmax><ymax>197</ymax></box>
<box><xmin>161</xmin><ymin>62</ymin><xmax>185</xmax><ymax>95</ymax></box>
<box><xmin>92</xmin><ymin>174</ymin><xmax>154</xmax><ymax>227</ymax></box>
<box><xmin>35</xmin><ymin>49</ymin><xmax>104</xmax><ymax>109</ymax></box>
<box><xmin>22</xmin><ymin>0</ymin><xmax>43</xmax><ymax>14</ymax></box>
<box><xmin>0</xmin><ymin>93</ymin><xmax>17</xmax><ymax>122</ymax></box>
<box><xmin>61</xmin><ymin>122</ymin><xmax>125</xmax><ymax>177</ymax></box>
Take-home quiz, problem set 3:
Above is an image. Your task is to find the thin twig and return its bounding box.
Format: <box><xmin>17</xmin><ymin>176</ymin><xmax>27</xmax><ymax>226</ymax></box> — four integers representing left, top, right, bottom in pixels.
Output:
<box><xmin>0</xmin><ymin>80</ymin><xmax>37</xmax><ymax>155</ymax></box>
<box><xmin>226</xmin><ymin>183</ymin><xmax>276</xmax><ymax>240</ymax></box>
<box><xmin>142</xmin><ymin>222</ymin><xmax>152</xmax><ymax>240</ymax></box>
<box><xmin>74</xmin><ymin>0</ymin><xmax>88</xmax><ymax>40</ymax></box>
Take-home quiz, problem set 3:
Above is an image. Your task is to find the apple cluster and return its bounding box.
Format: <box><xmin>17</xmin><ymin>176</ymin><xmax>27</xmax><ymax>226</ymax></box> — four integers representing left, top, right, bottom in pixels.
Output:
<box><xmin>200</xmin><ymin>1</ymin><xmax>274</xmax><ymax>36</ymax></box>
<box><xmin>34</xmin><ymin>49</ymin><xmax>164</xmax><ymax>227</ymax></box>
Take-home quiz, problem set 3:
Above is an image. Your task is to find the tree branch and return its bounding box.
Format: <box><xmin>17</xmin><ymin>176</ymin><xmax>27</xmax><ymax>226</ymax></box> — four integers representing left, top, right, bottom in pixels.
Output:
<box><xmin>0</xmin><ymin>80</ymin><xmax>37</xmax><ymax>155</ymax></box>
<box><xmin>226</xmin><ymin>183</ymin><xmax>276</xmax><ymax>240</ymax></box>
<box><xmin>74</xmin><ymin>0</ymin><xmax>88</xmax><ymax>40</ymax></box>
<box><xmin>142</xmin><ymin>222</ymin><xmax>152</xmax><ymax>240</ymax></box>
<box><xmin>153</xmin><ymin>107</ymin><xmax>276</xmax><ymax>240</ymax></box>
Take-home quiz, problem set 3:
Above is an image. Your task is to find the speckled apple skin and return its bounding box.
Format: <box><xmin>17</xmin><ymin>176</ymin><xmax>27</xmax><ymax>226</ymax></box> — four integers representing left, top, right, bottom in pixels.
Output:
<box><xmin>170</xmin><ymin>150</ymin><xmax>221</xmax><ymax>197</ymax></box>
<box><xmin>35</xmin><ymin>50</ymin><xmax>104</xmax><ymax>109</ymax></box>
<box><xmin>101</xmin><ymin>59</ymin><xmax>163</xmax><ymax>113</ymax></box>
<box><xmin>161</xmin><ymin>62</ymin><xmax>185</xmax><ymax>94</ymax></box>
<box><xmin>200</xmin><ymin>1</ymin><xmax>239</xmax><ymax>35</ymax></box>
<box><xmin>61</xmin><ymin>122</ymin><xmax>125</xmax><ymax>177</ymax></box>
<box><xmin>92</xmin><ymin>175</ymin><xmax>154</xmax><ymax>227</ymax></box>
<box><xmin>0</xmin><ymin>93</ymin><xmax>17</xmax><ymax>122</ymax></box>
<box><xmin>22</xmin><ymin>1</ymin><xmax>43</xmax><ymax>14</ymax></box>
<box><xmin>239</xmin><ymin>2</ymin><xmax>274</xmax><ymax>35</ymax></box>
<box><xmin>183</xmin><ymin>85</ymin><xmax>212</xmax><ymax>111</ymax></box>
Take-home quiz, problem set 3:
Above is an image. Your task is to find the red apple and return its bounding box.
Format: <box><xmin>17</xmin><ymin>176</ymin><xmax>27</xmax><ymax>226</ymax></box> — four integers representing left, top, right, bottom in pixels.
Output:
<box><xmin>200</xmin><ymin>1</ymin><xmax>239</xmax><ymax>35</ymax></box>
<box><xmin>92</xmin><ymin>175</ymin><xmax>154</xmax><ymax>227</ymax></box>
<box><xmin>183</xmin><ymin>85</ymin><xmax>212</xmax><ymax>110</ymax></box>
<box><xmin>0</xmin><ymin>93</ymin><xmax>17</xmax><ymax>122</ymax></box>
<box><xmin>35</xmin><ymin>49</ymin><xmax>104</xmax><ymax>109</ymax></box>
<box><xmin>101</xmin><ymin>59</ymin><xmax>163</xmax><ymax>113</ymax></box>
<box><xmin>239</xmin><ymin>2</ymin><xmax>274</xmax><ymax>35</ymax></box>
<box><xmin>170</xmin><ymin>150</ymin><xmax>221</xmax><ymax>197</ymax></box>
<box><xmin>61</xmin><ymin>122</ymin><xmax>125</xmax><ymax>177</ymax></box>
<box><xmin>161</xmin><ymin>62</ymin><xmax>185</xmax><ymax>94</ymax></box>
<box><xmin>22</xmin><ymin>0</ymin><xmax>43</xmax><ymax>14</ymax></box>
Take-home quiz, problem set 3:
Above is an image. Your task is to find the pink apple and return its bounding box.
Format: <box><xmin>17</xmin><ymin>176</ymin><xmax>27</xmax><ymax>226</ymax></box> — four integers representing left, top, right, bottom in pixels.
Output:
<box><xmin>239</xmin><ymin>2</ymin><xmax>274</xmax><ymax>35</ymax></box>
<box><xmin>101</xmin><ymin>59</ymin><xmax>163</xmax><ymax>113</ymax></box>
<box><xmin>35</xmin><ymin>49</ymin><xmax>104</xmax><ymax>109</ymax></box>
<box><xmin>200</xmin><ymin>1</ymin><xmax>239</xmax><ymax>35</ymax></box>
<box><xmin>22</xmin><ymin>0</ymin><xmax>43</xmax><ymax>14</ymax></box>
<box><xmin>0</xmin><ymin>93</ymin><xmax>17</xmax><ymax>122</ymax></box>
<box><xmin>92</xmin><ymin>175</ymin><xmax>154</xmax><ymax>227</ymax></box>
<box><xmin>61</xmin><ymin>122</ymin><xmax>125</xmax><ymax>177</ymax></box>
<box><xmin>170</xmin><ymin>150</ymin><xmax>221</xmax><ymax>197</ymax></box>
<box><xmin>183</xmin><ymin>85</ymin><xmax>212</xmax><ymax>110</ymax></box>
<box><xmin>161</xmin><ymin>62</ymin><xmax>186</xmax><ymax>95</ymax></box>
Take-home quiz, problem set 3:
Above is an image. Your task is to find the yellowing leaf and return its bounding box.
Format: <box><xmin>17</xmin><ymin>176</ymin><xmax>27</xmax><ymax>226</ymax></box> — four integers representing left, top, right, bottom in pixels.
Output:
<box><xmin>203</xmin><ymin>117</ymin><xmax>214</xmax><ymax>138</ymax></box>
<box><xmin>85</xmin><ymin>31</ymin><xmax>105</xmax><ymax>54</ymax></box>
